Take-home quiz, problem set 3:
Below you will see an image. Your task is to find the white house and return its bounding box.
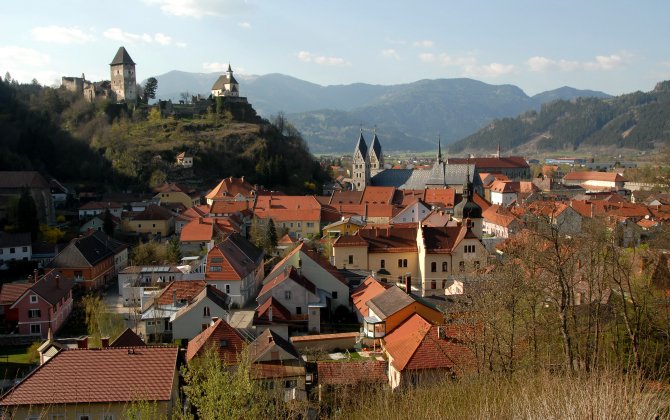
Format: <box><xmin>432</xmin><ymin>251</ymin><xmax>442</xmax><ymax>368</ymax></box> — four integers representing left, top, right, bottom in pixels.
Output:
<box><xmin>563</xmin><ymin>171</ymin><xmax>627</xmax><ymax>190</ymax></box>
<box><xmin>171</xmin><ymin>285</ymin><xmax>231</xmax><ymax>340</ymax></box>
<box><xmin>0</xmin><ymin>232</ymin><xmax>32</xmax><ymax>268</ymax></box>
<box><xmin>390</xmin><ymin>200</ymin><xmax>431</xmax><ymax>224</ymax></box>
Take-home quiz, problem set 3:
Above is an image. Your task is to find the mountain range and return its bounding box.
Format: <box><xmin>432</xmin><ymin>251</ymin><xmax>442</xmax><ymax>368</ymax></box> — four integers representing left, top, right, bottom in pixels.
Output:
<box><xmin>152</xmin><ymin>71</ymin><xmax>611</xmax><ymax>153</ymax></box>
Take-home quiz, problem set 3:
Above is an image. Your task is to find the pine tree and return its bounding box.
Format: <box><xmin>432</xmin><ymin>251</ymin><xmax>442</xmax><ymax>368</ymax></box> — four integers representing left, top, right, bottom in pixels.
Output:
<box><xmin>103</xmin><ymin>209</ymin><xmax>115</xmax><ymax>236</ymax></box>
<box><xmin>266</xmin><ymin>218</ymin><xmax>278</xmax><ymax>252</ymax></box>
<box><xmin>166</xmin><ymin>237</ymin><xmax>183</xmax><ymax>264</ymax></box>
<box><xmin>17</xmin><ymin>188</ymin><xmax>39</xmax><ymax>239</ymax></box>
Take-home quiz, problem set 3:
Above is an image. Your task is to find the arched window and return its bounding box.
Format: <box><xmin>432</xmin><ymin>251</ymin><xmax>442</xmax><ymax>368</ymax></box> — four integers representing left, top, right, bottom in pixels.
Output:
<box><xmin>203</xmin><ymin>306</ymin><xmax>210</xmax><ymax>316</ymax></box>
<box><xmin>431</xmin><ymin>262</ymin><xmax>437</xmax><ymax>272</ymax></box>
<box><xmin>442</xmin><ymin>262</ymin><xmax>448</xmax><ymax>272</ymax></box>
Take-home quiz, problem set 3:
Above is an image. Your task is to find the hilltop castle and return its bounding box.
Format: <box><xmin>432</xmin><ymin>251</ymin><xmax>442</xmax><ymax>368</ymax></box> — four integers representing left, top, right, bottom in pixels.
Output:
<box><xmin>61</xmin><ymin>46</ymin><xmax>137</xmax><ymax>103</ymax></box>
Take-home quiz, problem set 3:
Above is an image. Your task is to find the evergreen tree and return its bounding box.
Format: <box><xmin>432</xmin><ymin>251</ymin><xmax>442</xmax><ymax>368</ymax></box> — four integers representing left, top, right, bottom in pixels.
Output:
<box><xmin>102</xmin><ymin>209</ymin><xmax>115</xmax><ymax>236</ymax></box>
<box><xmin>16</xmin><ymin>188</ymin><xmax>39</xmax><ymax>239</ymax></box>
<box><xmin>166</xmin><ymin>237</ymin><xmax>183</xmax><ymax>264</ymax></box>
<box><xmin>266</xmin><ymin>218</ymin><xmax>278</xmax><ymax>252</ymax></box>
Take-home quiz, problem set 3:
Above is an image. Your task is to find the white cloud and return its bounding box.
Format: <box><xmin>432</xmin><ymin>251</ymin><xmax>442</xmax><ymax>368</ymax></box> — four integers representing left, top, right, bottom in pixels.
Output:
<box><xmin>31</xmin><ymin>26</ymin><xmax>95</xmax><ymax>44</ymax></box>
<box><xmin>526</xmin><ymin>52</ymin><xmax>630</xmax><ymax>72</ymax></box>
<box><xmin>238</xmin><ymin>21</ymin><xmax>251</xmax><ymax>29</ymax></box>
<box><xmin>463</xmin><ymin>62</ymin><xmax>515</xmax><ymax>77</ymax></box>
<box><xmin>296</xmin><ymin>51</ymin><xmax>350</xmax><ymax>67</ymax></box>
<box><xmin>419</xmin><ymin>53</ymin><xmax>435</xmax><ymax>63</ymax></box>
<box><xmin>144</xmin><ymin>0</ymin><xmax>251</xmax><ymax>18</ymax></box>
<box><xmin>203</xmin><ymin>62</ymin><xmax>230</xmax><ymax>72</ymax></box>
<box><xmin>0</xmin><ymin>46</ymin><xmax>50</xmax><ymax>67</ymax></box>
<box><xmin>413</xmin><ymin>40</ymin><xmax>434</xmax><ymax>48</ymax></box>
<box><xmin>103</xmin><ymin>28</ymin><xmax>185</xmax><ymax>47</ymax></box>
<box><xmin>381</xmin><ymin>49</ymin><xmax>400</xmax><ymax>60</ymax></box>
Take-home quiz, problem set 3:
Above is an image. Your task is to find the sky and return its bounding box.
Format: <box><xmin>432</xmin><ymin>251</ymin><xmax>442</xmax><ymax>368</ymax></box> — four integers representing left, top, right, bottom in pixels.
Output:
<box><xmin>1</xmin><ymin>0</ymin><xmax>669</xmax><ymax>96</ymax></box>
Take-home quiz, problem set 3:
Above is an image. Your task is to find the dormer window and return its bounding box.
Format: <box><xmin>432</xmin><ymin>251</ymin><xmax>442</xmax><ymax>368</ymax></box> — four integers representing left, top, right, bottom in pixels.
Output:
<box><xmin>30</xmin><ymin>295</ymin><xmax>38</xmax><ymax>304</ymax></box>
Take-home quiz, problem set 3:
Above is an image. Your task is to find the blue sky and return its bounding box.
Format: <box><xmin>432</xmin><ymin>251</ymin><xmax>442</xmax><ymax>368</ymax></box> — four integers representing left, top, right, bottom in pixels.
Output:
<box><xmin>1</xmin><ymin>0</ymin><xmax>669</xmax><ymax>95</ymax></box>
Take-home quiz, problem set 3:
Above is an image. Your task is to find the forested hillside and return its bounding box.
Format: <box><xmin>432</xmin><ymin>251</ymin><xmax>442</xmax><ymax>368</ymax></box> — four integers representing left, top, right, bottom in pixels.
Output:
<box><xmin>450</xmin><ymin>80</ymin><xmax>670</xmax><ymax>153</ymax></box>
<box><xmin>0</xmin><ymin>80</ymin><xmax>327</xmax><ymax>193</ymax></box>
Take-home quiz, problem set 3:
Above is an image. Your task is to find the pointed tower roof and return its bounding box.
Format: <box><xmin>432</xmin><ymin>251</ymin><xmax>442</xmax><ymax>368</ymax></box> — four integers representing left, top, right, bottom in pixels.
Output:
<box><xmin>110</xmin><ymin>47</ymin><xmax>135</xmax><ymax>66</ymax></box>
<box><xmin>369</xmin><ymin>131</ymin><xmax>382</xmax><ymax>159</ymax></box>
<box><xmin>453</xmin><ymin>159</ymin><xmax>481</xmax><ymax>219</ymax></box>
<box><xmin>437</xmin><ymin>136</ymin><xmax>443</xmax><ymax>163</ymax></box>
<box><xmin>355</xmin><ymin>129</ymin><xmax>368</xmax><ymax>158</ymax></box>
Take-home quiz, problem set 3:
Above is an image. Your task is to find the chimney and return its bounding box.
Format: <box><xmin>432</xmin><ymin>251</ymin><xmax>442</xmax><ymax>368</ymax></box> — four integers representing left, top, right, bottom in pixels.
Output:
<box><xmin>55</xmin><ymin>275</ymin><xmax>60</xmax><ymax>289</ymax></box>
<box><xmin>33</xmin><ymin>269</ymin><xmax>39</xmax><ymax>283</ymax></box>
<box><xmin>172</xmin><ymin>290</ymin><xmax>177</xmax><ymax>306</ymax></box>
<box><xmin>241</xmin><ymin>176</ymin><xmax>245</xmax><ymax>182</ymax></box>
<box><xmin>405</xmin><ymin>275</ymin><xmax>412</xmax><ymax>294</ymax></box>
<box><xmin>101</xmin><ymin>337</ymin><xmax>110</xmax><ymax>348</ymax></box>
<box><xmin>198</xmin><ymin>217</ymin><xmax>203</xmax><ymax>224</ymax></box>
<box><xmin>268</xmin><ymin>306</ymin><xmax>273</xmax><ymax>322</ymax></box>
<box><xmin>77</xmin><ymin>336</ymin><xmax>88</xmax><ymax>349</ymax></box>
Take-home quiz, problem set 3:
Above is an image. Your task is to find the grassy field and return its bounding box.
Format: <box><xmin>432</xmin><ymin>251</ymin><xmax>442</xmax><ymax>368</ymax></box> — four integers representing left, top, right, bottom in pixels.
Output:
<box><xmin>0</xmin><ymin>344</ymin><xmax>38</xmax><ymax>381</ymax></box>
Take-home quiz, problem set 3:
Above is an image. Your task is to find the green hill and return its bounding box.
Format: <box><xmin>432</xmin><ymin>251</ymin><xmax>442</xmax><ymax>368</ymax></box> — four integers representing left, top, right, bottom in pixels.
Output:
<box><xmin>449</xmin><ymin>81</ymin><xmax>670</xmax><ymax>154</ymax></box>
<box><xmin>0</xmin><ymin>80</ymin><xmax>326</xmax><ymax>194</ymax></box>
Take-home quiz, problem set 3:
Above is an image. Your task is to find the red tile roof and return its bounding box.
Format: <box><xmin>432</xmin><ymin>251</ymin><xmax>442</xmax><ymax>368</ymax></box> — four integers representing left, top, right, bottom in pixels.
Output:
<box><xmin>424</xmin><ymin>188</ymin><xmax>456</xmax><ymax>208</ymax></box>
<box><xmin>153</xmin><ymin>182</ymin><xmax>199</xmax><ymax>197</ymax></box>
<box><xmin>254</xmin><ymin>195</ymin><xmax>321</xmax><ymax>222</ymax></box>
<box><xmin>256</xmin><ymin>297</ymin><xmax>292</xmax><ymax>322</ymax></box>
<box><xmin>361</xmin><ymin>186</ymin><xmax>396</xmax><ymax>204</ymax></box>
<box><xmin>317</xmin><ymin>360</ymin><xmax>388</xmax><ymax>385</ymax></box>
<box><xmin>0</xmin><ymin>346</ymin><xmax>178</xmax><ymax>406</ymax></box>
<box><xmin>448</xmin><ymin>156</ymin><xmax>529</xmax><ymax>169</ymax></box>
<box><xmin>180</xmin><ymin>218</ymin><xmax>214</xmax><ymax>242</ymax></box>
<box><xmin>205</xmin><ymin>176</ymin><xmax>256</xmax><ymax>200</ymax></box>
<box><xmin>351</xmin><ymin>276</ymin><xmax>393</xmax><ymax>317</ymax></box>
<box><xmin>205</xmin><ymin>234</ymin><xmax>263</xmax><ymax>281</ymax></box>
<box><xmin>383</xmin><ymin>314</ymin><xmax>474</xmax><ymax>373</ymax></box>
<box><xmin>152</xmin><ymin>280</ymin><xmax>207</xmax><ymax>306</ymax></box>
<box><xmin>482</xmin><ymin>205</ymin><xmax>519</xmax><ymax>228</ymax></box>
<box><xmin>132</xmin><ymin>204</ymin><xmax>174</xmax><ymax>221</ymax></box>
<box><xmin>564</xmin><ymin>171</ymin><xmax>626</xmax><ymax>182</ymax></box>
<box><xmin>329</xmin><ymin>191</ymin><xmax>364</xmax><ymax>205</ymax></box>
<box><xmin>209</xmin><ymin>200</ymin><xmax>252</xmax><ymax>215</ymax></box>
<box><xmin>258</xmin><ymin>266</ymin><xmax>316</xmax><ymax>298</ymax></box>
<box><xmin>186</xmin><ymin>318</ymin><xmax>246</xmax><ymax>362</ymax></box>
<box><xmin>0</xmin><ymin>282</ymin><xmax>31</xmax><ymax>306</ymax></box>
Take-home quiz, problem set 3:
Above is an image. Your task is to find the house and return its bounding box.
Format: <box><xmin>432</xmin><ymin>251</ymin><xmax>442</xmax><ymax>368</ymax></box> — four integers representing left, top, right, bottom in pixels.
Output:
<box><xmin>123</xmin><ymin>204</ymin><xmax>175</xmax><ymax>238</ymax></box>
<box><xmin>316</xmin><ymin>360</ymin><xmax>387</xmax><ymax>389</ymax></box>
<box><xmin>263</xmin><ymin>243</ymin><xmax>350</xmax><ymax>312</ymax></box>
<box><xmin>175</xmin><ymin>204</ymin><xmax>210</xmax><ymax>234</ymax></box>
<box><xmin>563</xmin><ymin>171</ymin><xmax>627</xmax><ymax>190</ymax></box>
<box><xmin>118</xmin><ymin>265</ymin><xmax>184</xmax><ymax>307</ymax></box>
<box><xmin>140</xmin><ymin>280</ymin><xmax>207</xmax><ymax>341</ymax></box>
<box><xmin>78</xmin><ymin>201</ymin><xmax>123</xmax><ymax>220</ymax></box>
<box><xmin>0</xmin><ymin>345</ymin><xmax>179</xmax><ymax>419</ymax></box>
<box><xmin>79</xmin><ymin>213</ymin><xmax>121</xmax><ymax>233</ymax></box>
<box><xmin>489</xmin><ymin>180</ymin><xmax>539</xmax><ymax>207</ymax></box>
<box><xmin>186</xmin><ymin>317</ymin><xmax>246</xmax><ymax>362</ymax></box>
<box><xmin>47</xmin><ymin>231</ymin><xmax>128</xmax><ymax>289</ymax></box>
<box><xmin>253</xmin><ymin>195</ymin><xmax>322</xmax><ymax>238</ymax></box>
<box><xmin>205</xmin><ymin>176</ymin><xmax>257</xmax><ymax>205</ymax></box>
<box><xmin>321</xmin><ymin>217</ymin><xmax>366</xmax><ymax>239</ymax></box>
<box><xmin>482</xmin><ymin>205</ymin><xmax>521</xmax><ymax>238</ymax></box>
<box><xmin>211</xmin><ymin>64</ymin><xmax>240</xmax><ymax>97</ymax></box>
<box><xmin>522</xmin><ymin>202</ymin><xmax>583</xmax><ymax>236</ymax></box>
<box><xmin>362</xmin><ymin>282</ymin><xmax>444</xmax><ymax>341</ymax></box>
<box><xmin>390</xmin><ymin>200</ymin><xmax>432</xmax><ymax>224</ymax></box>
<box><xmin>176</xmin><ymin>151</ymin><xmax>194</xmax><ymax>168</ymax></box>
<box><xmin>204</xmin><ymin>233</ymin><xmax>264</xmax><ymax>307</ymax></box>
<box><xmin>0</xmin><ymin>232</ymin><xmax>32</xmax><ymax>268</ymax></box>
<box><xmin>0</xmin><ymin>281</ymin><xmax>31</xmax><ymax>329</ymax></box>
<box><xmin>248</xmin><ymin>329</ymin><xmax>306</xmax><ymax>400</ymax></box>
<box><xmin>382</xmin><ymin>313</ymin><xmax>475</xmax><ymax>389</ymax></box>
<box><xmin>110</xmin><ymin>328</ymin><xmax>146</xmax><ymax>347</ymax></box>
<box><xmin>154</xmin><ymin>182</ymin><xmax>200</xmax><ymax>208</ymax></box>
<box><xmin>6</xmin><ymin>270</ymin><xmax>73</xmax><ymax>338</ymax></box>
<box><xmin>256</xmin><ymin>266</ymin><xmax>324</xmax><ymax>333</ymax></box>
<box><xmin>0</xmin><ymin>171</ymin><xmax>55</xmax><ymax>225</ymax></box>
<box><xmin>179</xmin><ymin>217</ymin><xmax>218</xmax><ymax>256</ymax></box>
<box><xmin>351</xmin><ymin>276</ymin><xmax>393</xmax><ymax>322</ymax></box>
<box><xmin>171</xmin><ymin>285</ymin><xmax>231</xmax><ymax>340</ymax></box>
<box><xmin>49</xmin><ymin>179</ymin><xmax>70</xmax><ymax>207</ymax></box>
<box><xmin>448</xmin><ymin>155</ymin><xmax>531</xmax><ymax>180</ymax></box>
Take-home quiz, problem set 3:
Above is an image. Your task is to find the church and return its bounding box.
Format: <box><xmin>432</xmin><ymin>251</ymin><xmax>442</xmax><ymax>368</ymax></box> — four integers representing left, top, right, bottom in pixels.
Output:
<box><xmin>351</xmin><ymin>131</ymin><xmax>480</xmax><ymax>194</ymax></box>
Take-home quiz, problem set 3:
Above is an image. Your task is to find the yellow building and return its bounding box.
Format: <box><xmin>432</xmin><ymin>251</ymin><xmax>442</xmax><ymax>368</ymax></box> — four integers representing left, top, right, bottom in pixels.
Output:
<box><xmin>123</xmin><ymin>204</ymin><xmax>175</xmax><ymax>237</ymax></box>
<box><xmin>254</xmin><ymin>195</ymin><xmax>322</xmax><ymax>239</ymax></box>
<box><xmin>321</xmin><ymin>217</ymin><xmax>365</xmax><ymax>239</ymax></box>
<box><xmin>154</xmin><ymin>182</ymin><xmax>201</xmax><ymax>208</ymax></box>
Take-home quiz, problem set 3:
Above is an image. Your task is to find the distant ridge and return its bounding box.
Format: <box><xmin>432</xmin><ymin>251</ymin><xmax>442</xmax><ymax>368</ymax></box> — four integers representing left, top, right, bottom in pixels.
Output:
<box><xmin>151</xmin><ymin>71</ymin><xmax>611</xmax><ymax>153</ymax></box>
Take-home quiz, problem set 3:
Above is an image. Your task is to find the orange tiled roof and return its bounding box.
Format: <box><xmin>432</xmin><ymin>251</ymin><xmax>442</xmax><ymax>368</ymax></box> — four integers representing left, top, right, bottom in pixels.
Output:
<box><xmin>383</xmin><ymin>313</ymin><xmax>474</xmax><ymax>373</ymax></box>
<box><xmin>424</xmin><ymin>188</ymin><xmax>456</xmax><ymax>208</ymax></box>
<box><xmin>153</xmin><ymin>280</ymin><xmax>207</xmax><ymax>306</ymax></box>
<box><xmin>317</xmin><ymin>360</ymin><xmax>387</xmax><ymax>385</ymax></box>
<box><xmin>205</xmin><ymin>177</ymin><xmax>256</xmax><ymax>200</ymax></box>
<box><xmin>482</xmin><ymin>205</ymin><xmax>519</xmax><ymax>228</ymax></box>
<box><xmin>205</xmin><ymin>234</ymin><xmax>263</xmax><ymax>281</ymax></box>
<box><xmin>0</xmin><ymin>282</ymin><xmax>31</xmax><ymax>306</ymax></box>
<box><xmin>0</xmin><ymin>347</ymin><xmax>178</xmax><ymax>406</ymax></box>
<box><xmin>564</xmin><ymin>171</ymin><xmax>626</xmax><ymax>182</ymax></box>
<box><xmin>254</xmin><ymin>195</ymin><xmax>321</xmax><ymax>222</ymax></box>
<box><xmin>258</xmin><ymin>266</ymin><xmax>316</xmax><ymax>298</ymax></box>
<box><xmin>210</xmin><ymin>200</ymin><xmax>252</xmax><ymax>215</ymax></box>
<box><xmin>256</xmin><ymin>296</ymin><xmax>291</xmax><ymax>322</ymax></box>
<box><xmin>448</xmin><ymin>156</ymin><xmax>529</xmax><ymax>169</ymax></box>
<box><xmin>186</xmin><ymin>318</ymin><xmax>246</xmax><ymax>362</ymax></box>
<box><xmin>361</xmin><ymin>186</ymin><xmax>396</xmax><ymax>204</ymax></box>
<box><xmin>180</xmin><ymin>218</ymin><xmax>214</xmax><ymax>242</ymax></box>
<box><xmin>351</xmin><ymin>276</ymin><xmax>393</xmax><ymax>317</ymax></box>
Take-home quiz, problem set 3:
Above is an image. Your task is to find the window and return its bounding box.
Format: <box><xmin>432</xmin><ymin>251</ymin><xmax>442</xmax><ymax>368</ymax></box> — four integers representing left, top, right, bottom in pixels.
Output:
<box><xmin>30</xmin><ymin>295</ymin><xmax>38</xmax><ymax>304</ymax></box>
<box><xmin>78</xmin><ymin>415</ymin><xmax>90</xmax><ymax>420</ymax></box>
<box><xmin>30</xmin><ymin>324</ymin><xmax>41</xmax><ymax>334</ymax></box>
<box><xmin>220</xmin><ymin>340</ymin><xmax>228</xmax><ymax>348</ymax></box>
<box><xmin>306</xmin><ymin>222</ymin><xmax>314</xmax><ymax>228</ymax></box>
<box><xmin>464</xmin><ymin>245</ymin><xmax>475</xmax><ymax>254</ymax></box>
<box><xmin>403</xmin><ymin>259</ymin><xmax>408</xmax><ymax>268</ymax></box>
<box><xmin>202</xmin><ymin>324</ymin><xmax>208</xmax><ymax>331</ymax></box>
<box><xmin>380</xmin><ymin>259</ymin><xmax>385</xmax><ymax>269</ymax></box>
<box><xmin>225</xmin><ymin>284</ymin><xmax>230</xmax><ymax>294</ymax></box>
<box><xmin>431</xmin><ymin>262</ymin><xmax>437</xmax><ymax>272</ymax></box>
<box><xmin>348</xmin><ymin>255</ymin><xmax>354</xmax><ymax>264</ymax></box>
<box><xmin>10</xmin><ymin>247</ymin><xmax>15</xmax><ymax>254</ymax></box>
<box><xmin>52</xmin><ymin>415</ymin><xmax>66</xmax><ymax>420</ymax></box>
<box><xmin>398</xmin><ymin>259</ymin><xmax>403</xmax><ymax>268</ymax></box>
<box><xmin>211</xmin><ymin>257</ymin><xmax>223</xmax><ymax>263</ymax></box>
<box><xmin>28</xmin><ymin>309</ymin><xmax>41</xmax><ymax>318</ymax></box>
<box><xmin>203</xmin><ymin>306</ymin><xmax>210</xmax><ymax>316</ymax></box>
<box><xmin>459</xmin><ymin>261</ymin><xmax>465</xmax><ymax>272</ymax></box>
<box><xmin>74</xmin><ymin>270</ymin><xmax>83</xmax><ymax>279</ymax></box>
<box><xmin>442</xmin><ymin>262</ymin><xmax>448</xmax><ymax>272</ymax></box>
<box><xmin>152</xmin><ymin>224</ymin><xmax>156</xmax><ymax>228</ymax></box>
<box><xmin>296</xmin><ymin>306</ymin><xmax>302</xmax><ymax>315</ymax></box>
<box><xmin>285</xmin><ymin>379</ymin><xmax>298</xmax><ymax>389</ymax></box>
<box><xmin>210</xmin><ymin>266</ymin><xmax>222</xmax><ymax>272</ymax></box>
<box><xmin>285</xmin><ymin>291</ymin><xmax>291</xmax><ymax>300</ymax></box>
<box><xmin>22</xmin><ymin>246</ymin><xmax>28</xmax><ymax>252</ymax></box>
<box><xmin>332</xmin><ymin>291</ymin><xmax>338</xmax><ymax>299</ymax></box>
<box><xmin>431</xmin><ymin>280</ymin><xmax>437</xmax><ymax>289</ymax></box>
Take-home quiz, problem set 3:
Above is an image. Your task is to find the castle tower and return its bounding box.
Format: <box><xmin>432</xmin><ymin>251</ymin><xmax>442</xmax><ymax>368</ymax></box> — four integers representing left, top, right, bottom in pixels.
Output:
<box><xmin>352</xmin><ymin>129</ymin><xmax>370</xmax><ymax>191</ymax></box>
<box><xmin>368</xmin><ymin>129</ymin><xmax>384</xmax><ymax>176</ymax></box>
<box><xmin>110</xmin><ymin>46</ymin><xmax>137</xmax><ymax>103</ymax></box>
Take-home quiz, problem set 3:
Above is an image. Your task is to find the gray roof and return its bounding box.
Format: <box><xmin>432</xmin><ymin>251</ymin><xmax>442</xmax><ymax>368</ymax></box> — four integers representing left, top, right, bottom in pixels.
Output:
<box><xmin>211</xmin><ymin>72</ymin><xmax>239</xmax><ymax>90</ymax></box>
<box><xmin>367</xmin><ymin>286</ymin><xmax>415</xmax><ymax>319</ymax></box>
<box><xmin>48</xmin><ymin>232</ymin><xmax>124</xmax><ymax>268</ymax></box>
<box><xmin>110</xmin><ymin>47</ymin><xmax>135</xmax><ymax>66</ymax></box>
<box><xmin>0</xmin><ymin>171</ymin><xmax>50</xmax><ymax>189</ymax></box>
<box><xmin>0</xmin><ymin>232</ymin><xmax>31</xmax><ymax>248</ymax></box>
<box><xmin>371</xmin><ymin>163</ymin><xmax>476</xmax><ymax>190</ymax></box>
<box><xmin>354</xmin><ymin>132</ymin><xmax>368</xmax><ymax>158</ymax></box>
<box><xmin>369</xmin><ymin>133</ymin><xmax>382</xmax><ymax>159</ymax></box>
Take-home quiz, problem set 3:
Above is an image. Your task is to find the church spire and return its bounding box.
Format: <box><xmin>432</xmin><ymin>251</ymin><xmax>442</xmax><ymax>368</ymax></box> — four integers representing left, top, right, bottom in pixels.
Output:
<box><xmin>497</xmin><ymin>143</ymin><xmax>501</xmax><ymax>159</ymax></box>
<box><xmin>437</xmin><ymin>135</ymin><xmax>442</xmax><ymax>163</ymax></box>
